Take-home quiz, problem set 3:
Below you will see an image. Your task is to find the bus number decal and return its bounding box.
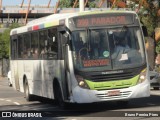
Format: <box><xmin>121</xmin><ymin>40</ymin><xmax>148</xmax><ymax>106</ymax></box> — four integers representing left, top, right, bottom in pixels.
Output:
<box><xmin>77</xmin><ymin>19</ymin><xmax>89</xmax><ymax>27</ymax></box>
<box><xmin>82</xmin><ymin>59</ymin><xmax>109</xmax><ymax>67</ymax></box>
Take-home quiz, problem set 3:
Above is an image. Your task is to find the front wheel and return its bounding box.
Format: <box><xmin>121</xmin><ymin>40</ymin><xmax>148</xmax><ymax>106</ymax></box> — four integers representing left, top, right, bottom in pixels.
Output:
<box><xmin>54</xmin><ymin>84</ymin><xmax>68</xmax><ymax>109</ymax></box>
<box><xmin>24</xmin><ymin>80</ymin><xmax>32</xmax><ymax>101</ymax></box>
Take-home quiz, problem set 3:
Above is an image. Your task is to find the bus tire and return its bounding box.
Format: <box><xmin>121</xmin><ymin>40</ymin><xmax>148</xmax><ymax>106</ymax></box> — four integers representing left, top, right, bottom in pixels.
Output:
<box><xmin>24</xmin><ymin>80</ymin><xmax>32</xmax><ymax>101</ymax></box>
<box><xmin>54</xmin><ymin>83</ymin><xmax>68</xmax><ymax>109</ymax></box>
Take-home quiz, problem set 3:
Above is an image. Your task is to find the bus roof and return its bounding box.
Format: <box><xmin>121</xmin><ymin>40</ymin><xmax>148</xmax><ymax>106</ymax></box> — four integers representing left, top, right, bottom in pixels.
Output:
<box><xmin>10</xmin><ymin>10</ymin><xmax>137</xmax><ymax>36</ymax></box>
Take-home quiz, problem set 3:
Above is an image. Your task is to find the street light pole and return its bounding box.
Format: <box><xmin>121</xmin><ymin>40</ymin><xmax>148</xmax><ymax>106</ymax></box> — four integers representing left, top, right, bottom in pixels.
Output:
<box><xmin>80</xmin><ymin>0</ymin><xmax>84</xmax><ymax>12</ymax></box>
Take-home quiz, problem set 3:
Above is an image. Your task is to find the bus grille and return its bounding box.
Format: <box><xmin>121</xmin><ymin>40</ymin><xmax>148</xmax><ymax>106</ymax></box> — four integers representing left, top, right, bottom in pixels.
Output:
<box><xmin>96</xmin><ymin>91</ymin><xmax>132</xmax><ymax>100</ymax></box>
<box><xmin>85</xmin><ymin>72</ymin><xmax>137</xmax><ymax>82</ymax></box>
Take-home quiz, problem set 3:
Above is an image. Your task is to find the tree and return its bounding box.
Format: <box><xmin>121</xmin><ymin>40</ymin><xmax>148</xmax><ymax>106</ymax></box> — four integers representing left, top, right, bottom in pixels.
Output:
<box><xmin>139</xmin><ymin>1</ymin><xmax>159</xmax><ymax>36</ymax></box>
<box><xmin>128</xmin><ymin>0</ymin><xmax>160</xmax><ymax>54</ymax></box>
<box><xmin>0</xmin><ymin>23</ymin><xmax>20</xmax><ymax>58</ymax></box>
<box><xmin>59</xmin><ymin>0</ymin><xmax>72</xmax><ymax>8</ymax></box>
<box><xmin>126</xmin><ymin>0</ymin><xmax>159</xmax><ymax>37</ymax></box>
<box><xmin>59</xmin><ymin>0</ymin><xmax>97</xmax><ymax>8</ymax></box>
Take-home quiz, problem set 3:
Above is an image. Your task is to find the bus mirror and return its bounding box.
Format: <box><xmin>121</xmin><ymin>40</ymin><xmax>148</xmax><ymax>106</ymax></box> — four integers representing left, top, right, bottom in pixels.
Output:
<box><xmin>142</xmin><ymin>26</ymin><xmax>148</xmax><ymax>37</ymax></box>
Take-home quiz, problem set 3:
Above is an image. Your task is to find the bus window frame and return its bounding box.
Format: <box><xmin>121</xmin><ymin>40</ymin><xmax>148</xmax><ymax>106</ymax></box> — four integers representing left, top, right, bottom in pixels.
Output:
<box><xmin>11</xmin><ymin>35</ymin><xmax>18</xmax><ymax>60</ymax></box>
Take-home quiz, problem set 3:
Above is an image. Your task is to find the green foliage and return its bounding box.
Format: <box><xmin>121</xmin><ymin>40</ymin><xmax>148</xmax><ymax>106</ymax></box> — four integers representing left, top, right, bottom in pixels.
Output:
<box><xmin>88</xmin><ymin>1</ymin><xmax>97</xmax><ymax>8</ymax></box>
<box><xmin>127</xmin><ymin>0</ymin><xmax>159</xmax><ymax>37</ymax></box>
<box><xmin>0</xmin><ymin>23</ymin><xmax>20</xmax><ymax>58</ymax></box>
<box><xmin>139</xmin><ymin>4</ymin><xmax>158</xmax><ymax>37</ymax></box>
<box><xmin>59</xmin><ymin>0</ymin><xmax>97</xmax><ymax>8</ymax></box>
<box><xmin>135</xmin><ymin>0</ymin><xmax>160</xmax><ymax>54</ymax></box>
<box><xmin>0</xmin><ymin>29</ymin><xmax>10</xmax><ymax>58</ymax></box>
<box><xmin>140</xmin><ymin>15</ymin><xmax>155</xmax><ymax>37</ymax></box>
<box><xmin>59</xmin><ymin>0</ymin><xmax>72</xmax><ymax>8</ymax></box>
<box><xmin>156</xmin><ymin>41</ymin><xmax>160</xmax><ymax>54</ymax></box>
<box><xmin>9</xmin><ymin>23</ymin><xmax>21</xmax><ymax>29</ymax></box>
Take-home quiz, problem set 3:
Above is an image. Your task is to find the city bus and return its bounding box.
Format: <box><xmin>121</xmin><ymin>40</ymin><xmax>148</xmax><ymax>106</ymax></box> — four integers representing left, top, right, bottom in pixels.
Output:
<box><xmin>10</xmin><ymin>10</ymin><xmax>150</xmax><ymax>108</ymax></box>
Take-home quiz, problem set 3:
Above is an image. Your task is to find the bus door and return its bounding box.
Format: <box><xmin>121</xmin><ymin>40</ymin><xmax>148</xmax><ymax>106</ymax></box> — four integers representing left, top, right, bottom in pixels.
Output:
<box><xmin>11</xmin><ymin>36</ymin><xmax>20</xmax><ymax>90</ymax></box>
<box><xmin>58</xmin><ymin>27</ymin><xmax>71</xmax><ymax>100</ymax></box>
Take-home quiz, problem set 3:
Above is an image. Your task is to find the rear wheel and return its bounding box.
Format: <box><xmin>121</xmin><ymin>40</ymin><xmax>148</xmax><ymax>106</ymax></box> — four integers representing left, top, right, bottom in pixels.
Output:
<box><xmin>24</xmin><ymin>80</ymin><xmax>32</xmax><ymax>101</ymax></box>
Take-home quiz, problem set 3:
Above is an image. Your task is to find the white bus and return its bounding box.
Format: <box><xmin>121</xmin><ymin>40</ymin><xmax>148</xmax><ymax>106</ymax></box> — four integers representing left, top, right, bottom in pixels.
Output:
<box><xmin>10</xmin><ymin>10</ymin><xmax>150</xmax><ymax>108</ymax></box>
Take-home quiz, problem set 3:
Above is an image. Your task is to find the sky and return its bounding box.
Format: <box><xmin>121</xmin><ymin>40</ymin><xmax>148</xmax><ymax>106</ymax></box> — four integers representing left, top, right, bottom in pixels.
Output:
<box><xmin>2</xmin><ymin>0</ymin><xmax>57</xmax><ymax>6</ymax></box>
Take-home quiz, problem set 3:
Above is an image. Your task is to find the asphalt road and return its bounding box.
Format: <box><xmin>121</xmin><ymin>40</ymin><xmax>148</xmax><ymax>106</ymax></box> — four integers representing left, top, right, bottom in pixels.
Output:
<box><xmin>0</xmin><ymin>77</ymin><xmax>160</xmax><ymax>120</ymax></box>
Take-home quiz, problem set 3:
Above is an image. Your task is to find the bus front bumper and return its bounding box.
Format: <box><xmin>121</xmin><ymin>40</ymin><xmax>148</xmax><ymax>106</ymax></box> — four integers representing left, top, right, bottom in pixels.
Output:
<box><xmin>71</xmin><ymin>82</ymin><xmax>150</xmax><ymax>103</ymax></box>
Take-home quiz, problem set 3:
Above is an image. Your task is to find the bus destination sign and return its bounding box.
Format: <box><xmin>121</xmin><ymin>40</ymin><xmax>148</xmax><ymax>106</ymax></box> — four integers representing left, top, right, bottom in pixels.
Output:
<box><xmin>73</xmin><ymin>14</ymin><xmax>134</xmax><ymax>28</ymax></box>
<box><xmin>82</xmin><ymin>59</ymin><xmax>109</xmax><ymax>67</ymax></box>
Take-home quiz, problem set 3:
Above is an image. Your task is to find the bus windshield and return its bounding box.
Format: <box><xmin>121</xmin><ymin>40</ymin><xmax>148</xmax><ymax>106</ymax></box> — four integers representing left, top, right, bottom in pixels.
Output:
<box><xmin>71</xmin><ymin>26</ymin><xmax>146</xmax><ymax>72</ymax></box>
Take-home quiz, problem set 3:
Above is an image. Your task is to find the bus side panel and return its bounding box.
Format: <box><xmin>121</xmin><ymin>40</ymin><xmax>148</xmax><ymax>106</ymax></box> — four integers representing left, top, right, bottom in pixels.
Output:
<box><xmin>25</xmin><ymin>60</ymin><xmax>64</xmax><ymax>99</ymax></box>
<box><xmin>10</xmin><ymin>61</ymin><xmax>16</xmax><ymax>90</ymax></box>
<box><xmin>17</xmin><ymin>60</ymin><xmax>25</xmax><ymax>93</ymax></box>
<box><xmin>11</xmin><ymin>60</ymin><xmax>20</xmax><ymax>91</ymax></box>
<box><xmin>40</xmin><ymin>60</ymin><xmax>64</xmax><ymax>99</ymax></box>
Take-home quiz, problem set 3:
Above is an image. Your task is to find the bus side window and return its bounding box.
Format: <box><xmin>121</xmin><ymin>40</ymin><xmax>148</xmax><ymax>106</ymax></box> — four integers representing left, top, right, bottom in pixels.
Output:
<box><xmin>11</xmin><ymin>36</ymin><xmax>18</xmax><ymax>59</ymax></box>
<box><xmin>18</xmin><ymin>35</ymin><xmax>24</xmax><ymax>59</ymax></box>
<box><xmin>23</xmin><ymin>34</ymin><xmax>31</xmax><ymax>59</ymax></box>
<box><xmin>47</xmin><ymin>28</ymin><xmax>58</xmax><ymax>59</ymax></box>
<box><xmin>39</xmin><ymin>30</ymin><xmax>48</xmax><ymax>59</ymax></box>
<box><xmin>31</xmin><ymin>32</ymin><xmax>39</xmax><ymax>59</ymax></box>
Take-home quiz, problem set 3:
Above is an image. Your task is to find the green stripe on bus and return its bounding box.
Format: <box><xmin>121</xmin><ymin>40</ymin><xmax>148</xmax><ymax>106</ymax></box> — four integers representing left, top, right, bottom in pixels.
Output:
<box><xmin>44</xmin><ymin>21</ymin><xmax>59</xmax><ymax>28</ymax></box>
<box><xmin>85</xmin><ymin>75</ymin><xmax>139</xmax><ymax>90</ymax></box>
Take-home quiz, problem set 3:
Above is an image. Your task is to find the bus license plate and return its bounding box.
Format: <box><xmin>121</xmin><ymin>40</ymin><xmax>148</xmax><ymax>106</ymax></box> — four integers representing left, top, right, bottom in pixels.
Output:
<box><xmin>107</xmin><ymin>90</ymin><xmax>120</xmax><ymax>96</ymax></box>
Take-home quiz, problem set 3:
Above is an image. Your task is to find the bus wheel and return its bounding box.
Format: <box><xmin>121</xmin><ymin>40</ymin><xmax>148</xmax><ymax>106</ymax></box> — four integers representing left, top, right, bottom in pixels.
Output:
<box><xmin>24</xmin><ymin>80</ymin><xmax>32</xmax><ymax>101</ymax></box>
<box><xmin>55</xmin><ymin>85</ymin><xmax>67</xmax><ymax>109</ymax></box>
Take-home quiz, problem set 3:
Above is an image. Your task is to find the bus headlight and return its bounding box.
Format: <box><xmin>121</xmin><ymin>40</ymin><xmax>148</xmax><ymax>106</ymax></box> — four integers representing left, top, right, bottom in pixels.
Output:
<box><xmin>75</xmin><ymin>75</ymin><xmax>89</xmax><ymax>89</ymax></box>
<box><xmin>138</xmin><ymin>69</ymin><xmax>146</xmax><ymax>84</ymax></box>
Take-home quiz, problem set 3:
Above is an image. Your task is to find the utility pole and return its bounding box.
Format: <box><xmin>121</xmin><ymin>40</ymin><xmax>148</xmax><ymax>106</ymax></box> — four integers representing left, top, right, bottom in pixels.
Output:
<box><xmin>24</xmin><ymin>0</ymin><xmax>31</xmax><ymax>25</ymax></box>
<box><xmin>20</xmin><ymin>0</ymin><xmax>24</xmax><ymax>8</ymax></box>
<box><xmin>85</xmin><ymin>0</ymin><xmax>88</xmax><ymax>7</ymax></box>
<box><xmin>47</xmin><ymin>0</ymin><xmax>51</xmax><ymax>8</ymax></box>
<box><xmin>80</xmin><ymin>0</ymin><xmax>84</xmax><ymax>12</ymax></box>
<box><xmin>73</xmin><ymin>0</ymin><xmax>78</xmax><ymax>8</ymax></box>
<box><xmin>54</xmin><ymin>0</ymin><xmax>60</xmax><ymax>14</ymax></box>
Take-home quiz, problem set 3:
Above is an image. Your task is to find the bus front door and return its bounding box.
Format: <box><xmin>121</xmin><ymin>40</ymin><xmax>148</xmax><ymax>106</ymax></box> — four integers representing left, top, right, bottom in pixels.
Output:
<box><xmin>12</xmin><ymin>38</ymin><xmax>20</xmax><ymax>91</ymax></box>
